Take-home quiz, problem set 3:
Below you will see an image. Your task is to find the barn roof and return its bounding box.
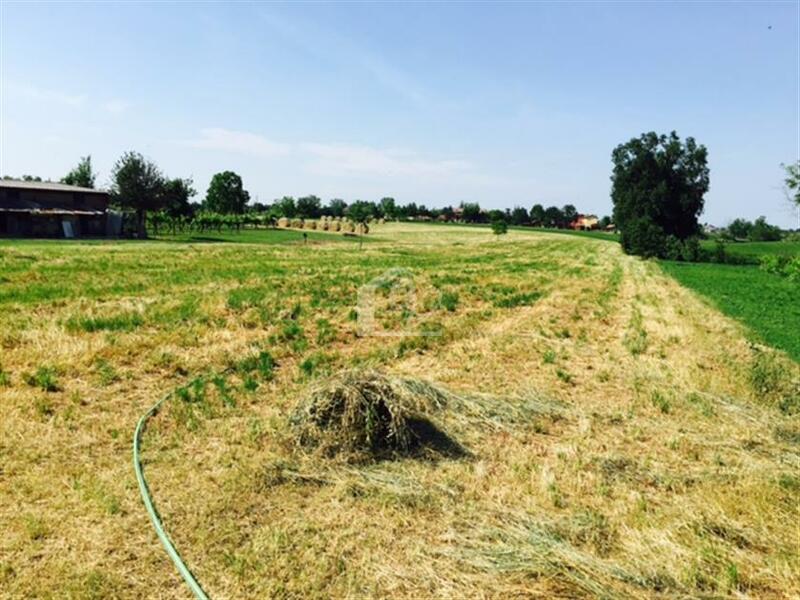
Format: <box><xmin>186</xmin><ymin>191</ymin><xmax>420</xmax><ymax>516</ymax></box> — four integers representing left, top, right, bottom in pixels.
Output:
<box><xmin>0</xmin><ymin>179</ymin><xmax>109</xmax><ymax>195</ymax></box>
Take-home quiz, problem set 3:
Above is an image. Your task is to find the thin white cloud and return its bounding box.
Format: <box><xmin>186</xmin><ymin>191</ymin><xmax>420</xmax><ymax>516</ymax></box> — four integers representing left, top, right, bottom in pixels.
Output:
<box><xmin>8</xmin><ymin>81</ymin><xmax>86</xmax><ymax>107</ymax></box>
<box><xmin>301</xmin><ymin>142</ymin><xmax>471</xmax><ymax>178</ymax></box>
<box><xmin>103</xmin><ymin>100</ymin><xmax>130</xmax><ymax>114</ymax></box>
<box><xmin>258</xmin><ymin>11</ymin><xmax>428</xmax><ymax>107</ymax></box>
<box><xmin>179</xmin><ymin>128</ymin><xmax>291</xmax><ymax>158</ymax></box>
<box><xmin>177</xmin><ymin>127</ymin><xmax>481</xmax><ymax>182</ymax></box>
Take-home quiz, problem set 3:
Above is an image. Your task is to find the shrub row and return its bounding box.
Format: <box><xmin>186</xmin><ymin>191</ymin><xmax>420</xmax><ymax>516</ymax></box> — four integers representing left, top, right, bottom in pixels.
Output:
<box><xmin>760</xmin><ymin>255</ymin><xmax>800</xmax><ymax>281</ymax></box>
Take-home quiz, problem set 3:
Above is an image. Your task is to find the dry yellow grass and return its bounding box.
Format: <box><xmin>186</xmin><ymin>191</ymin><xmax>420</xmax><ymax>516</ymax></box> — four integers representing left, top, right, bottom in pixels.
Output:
<box><xmin>0</xmin><ymin>224</ymin><xmax>797</xmax><ymax>598</ymax></box>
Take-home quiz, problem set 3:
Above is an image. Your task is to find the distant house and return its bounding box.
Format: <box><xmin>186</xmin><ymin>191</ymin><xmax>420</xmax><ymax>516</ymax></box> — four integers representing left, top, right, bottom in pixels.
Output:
<box><xmin>0</xmin><ymin>180</ymin><xmax>111</xmax><ymax>238</ymax></box>
<box><xmin>570</xmin><ymin>214</ymin><xmax>599</xmax><ymax>230</ymax></box>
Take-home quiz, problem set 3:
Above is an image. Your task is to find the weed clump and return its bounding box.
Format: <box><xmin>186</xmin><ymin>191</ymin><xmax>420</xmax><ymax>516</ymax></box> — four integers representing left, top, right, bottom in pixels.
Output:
<box><xmin>24</xmin><ymin>366</ymin><xmax>60</xmax><ymax>392</ymax></box>
<box><xmin>290</xmin><ymin>370</ymin><xmax>457</xmax><ymax>461</ymax></box>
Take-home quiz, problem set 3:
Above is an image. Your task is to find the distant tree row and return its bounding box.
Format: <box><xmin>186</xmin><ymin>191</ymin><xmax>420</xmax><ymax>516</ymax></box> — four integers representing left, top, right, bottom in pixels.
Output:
<box><xmin>723</xmin><ymin>217</ymin><xmax>783</xmax><ymax>242</ymax></box>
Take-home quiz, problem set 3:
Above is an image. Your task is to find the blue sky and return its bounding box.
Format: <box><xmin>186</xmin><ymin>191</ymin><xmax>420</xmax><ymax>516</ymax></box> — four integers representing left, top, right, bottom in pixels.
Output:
<box><xmin>1</xmin><ymin>1</ymin><xmax>798</xmax><ymax>226</ymax></box>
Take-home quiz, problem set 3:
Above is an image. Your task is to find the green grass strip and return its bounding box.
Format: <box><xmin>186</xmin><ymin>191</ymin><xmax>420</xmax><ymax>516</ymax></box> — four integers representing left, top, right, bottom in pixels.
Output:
<box><xmin>133</xmin><ymin>395</ymin><xmax>210</xmax><ymax>600</ymax></box>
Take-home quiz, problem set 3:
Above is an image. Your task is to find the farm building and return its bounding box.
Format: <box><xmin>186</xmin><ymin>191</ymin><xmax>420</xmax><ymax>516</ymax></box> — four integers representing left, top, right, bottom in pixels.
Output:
<box><xmin>570</xmin><ymin>214</ymin><xmax>599</xmax><ymax>230</ymax></box>
<box><xmin>0</xmin><ymin>179</ymin><xmax>112</xmax><ymax>238</ymax></box>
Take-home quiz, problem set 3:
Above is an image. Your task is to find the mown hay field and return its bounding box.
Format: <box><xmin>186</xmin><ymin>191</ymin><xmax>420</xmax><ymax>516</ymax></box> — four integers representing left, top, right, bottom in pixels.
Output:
<box><xmin>0</xmin><ymin>223</ymin><xmax>798</xmax><ymax>598</ymax></box>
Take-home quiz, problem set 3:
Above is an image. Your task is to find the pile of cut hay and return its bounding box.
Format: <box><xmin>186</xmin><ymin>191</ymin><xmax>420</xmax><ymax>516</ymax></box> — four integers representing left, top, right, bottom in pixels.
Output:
<box><xmin>290</xmin><ymin>370</ymin><xmax>453</xmax><ymax>460</ymax></box>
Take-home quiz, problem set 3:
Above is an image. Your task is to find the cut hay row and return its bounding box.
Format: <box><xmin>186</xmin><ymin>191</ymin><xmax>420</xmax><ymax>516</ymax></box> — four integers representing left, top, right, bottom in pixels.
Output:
<box><xmin>274</xmin><ymin>217</ymin><xmax>382</xmax><ymax>233</ymax></box>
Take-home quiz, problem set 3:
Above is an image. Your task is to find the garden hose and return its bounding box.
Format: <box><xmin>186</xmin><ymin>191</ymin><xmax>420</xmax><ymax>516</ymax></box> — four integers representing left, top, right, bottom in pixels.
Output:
<box><xmin>133</xmin><ymin>394</ymin><xmax>210</xmax><ymax>600</ymax></box>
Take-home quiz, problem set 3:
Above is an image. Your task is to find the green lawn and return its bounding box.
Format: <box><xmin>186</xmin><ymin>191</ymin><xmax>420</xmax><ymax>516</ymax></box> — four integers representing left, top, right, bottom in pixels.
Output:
<box><xmin>701</xmin><ymin>239</ymin><xmax>800</xmax><ymax>263</ymax></box>
<box><xmin>412</xmin><ymin>220</ymin><xmax>620</xmax><ymax>242</ymax></box>
<box><xmin>661</xmin><ymin>261</ymin><xmax>800</xmax><ymax>362</ymax></box>
<box><xmin>0</xmin><ymin>228</ymin><xmax>361</xmax><ymax>247</ymax></box>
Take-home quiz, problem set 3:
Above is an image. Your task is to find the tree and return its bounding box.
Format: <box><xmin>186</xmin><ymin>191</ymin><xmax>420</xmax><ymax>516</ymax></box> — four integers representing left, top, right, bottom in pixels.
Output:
<box><xmin>748</xmin><ymin>216</ymin><xmax>782</xmax><ymax>242</ymax></box>
<box><xmin>347</xmin><ymin>200</ymin><xmax>374</xmax><ymax>249</ymax></box>
<box><xmin>543</xmin><ymin>206</ymin><xmax>563</xmax><ymax>228</ymax></box>
<box><xmin>530</xmin><ymin>204</ymin><xmax>545</xmax><ymax>226</ymax></box>
<box><xmin>490</xmin><ymin>217</ymin><xmax>508</xmax><ymax>237</ymax></box>
<box><xmin>562</xmin><ymin>204</ymin><xmax>578</xmax><ymax>226</ymax></box>
<box><xmin>161</xmin><ymin>178</ymin><xmax>196</xmax><ymax>220</ymax></box>
<box><xmin>297</xmin><ymin>195</ymin><xmax>322</xmax><ymax>219</ymax></box>
<box><xmin>110</xmin><ymin>151</ymin><xmax>165</xmax><ymax>238</ymax></box>
<box><xmin>510</xmin><ymin>206</ymin><xmax>529</xmax><ymax>225</ymax></box>
<box><xmin>61</xmin><ymin>155</ymin><xmax>96</xmax><ymax>188</ymax></box>
<box><xmin>275</xmin><ymin>196</ymin><xmax>297</xmax><ymax>218</ymax></box>
<box><xmin>379</xmin><ymin>197</ymin><xmax>396</xmax><ymax>220</ymax></box>
<box><xmin>487</xmin><ymin>209</ymin><xmax>505</xmax><ymax>223</ymax></box>
<box><xmin>727</xmin><ymin>218</ymin><xmax>752</xmax><ymax>240</ymax></box>
<box><xmin>598</xmin><ymin>215</ymin><xmax>612</xmax><ymax>229</ymax></box>
<box><xmin>783</xmin><ymin>161</ymin><xmax>800</xmax><ymax>206</ymax></box>
<box><xmin>783</xmin><ymin>161</ymin><xmax>800</xmax><ymax>228</ymax></box>
<box><xmin>204</xmin><ymin>171</ymin><xmax>250</xmax><ymax>214</ymax></box>
<box><xmin>611</xmin><ymin>131</ymin><xmax>709</xmax><ymax>257</ymax></box>
<box><xmin>327</xmin><ymin>198</ymin><xmax>347</xmax><ymax>218</ymax></box>
<box><xmin>461</xmin><ymin>202</ymin><xmax>483</xmax><ymax>223</ymax></box>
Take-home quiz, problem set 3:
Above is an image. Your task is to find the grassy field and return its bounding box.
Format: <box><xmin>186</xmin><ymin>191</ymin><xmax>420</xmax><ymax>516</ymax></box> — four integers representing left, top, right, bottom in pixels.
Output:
<box><xmin>421</xmin><ymin>219</ymin><xmax>621</xmax><ymax>242</ymax></box>
<box><xmin>700</xmin><ymin>239</ymin><xmax>800</xmax><ymax>263</ymax></box>
<box><xmin>1</xmin><ymin>223</ymin><xmax>798</xmax><ymax>598</ymax></box>
<box><xmin>661</xmin><ymin>261</ymin><xmax>800</xmax><ymax>362</ymax></box>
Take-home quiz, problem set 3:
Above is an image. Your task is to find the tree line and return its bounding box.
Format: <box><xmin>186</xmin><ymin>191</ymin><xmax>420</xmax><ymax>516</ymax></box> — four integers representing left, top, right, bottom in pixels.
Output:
<box><xmin>10</xmin><ymin>152</ymin><xmax>606</xmax><ymax>237</ymax></box>
<box><xmin>8</xmin><ymin>143</ymin><xmax>798</xmax><ymax>248</ymax></box>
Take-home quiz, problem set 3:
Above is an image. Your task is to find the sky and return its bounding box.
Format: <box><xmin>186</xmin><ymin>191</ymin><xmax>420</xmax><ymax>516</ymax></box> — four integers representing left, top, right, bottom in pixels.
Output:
<box><xmin>1</xmin><ymin>1</ymin><xmax>798</xmax><ymax>227</ymax></box>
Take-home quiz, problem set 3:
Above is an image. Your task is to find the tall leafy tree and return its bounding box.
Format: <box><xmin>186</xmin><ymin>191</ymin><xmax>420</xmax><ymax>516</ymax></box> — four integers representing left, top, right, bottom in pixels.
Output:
<box><xmin>727</xmin><ymin>218</ymin><xmax>752</xmax><ymax>240</ymax></box>
<box><xmin>543</xmin><ymin>206</ymin><xmax>563</xmax><ymax>228</ymax></box>
<box><xmin>204</xmin><ymin>171</ymin><xmax>250</xmax><ymax>214</ymax></box>
<box><xmin>561</xmin><ymin>204</ymin><xmax>578</xmax><ymax>226</ymax></box>
<box><xmin>379</xmin><ymin>197</ymin><xmax>396</xmax><ymax>219</ymax></box>
<box><xmin>461</xmin><ymin>202</ymin><xmax>483</xmax><ymax>223</ymax></box>
<box><xmin>327</xmin><ymin>198</ymin><xmax>347</xmax><ymax>217</ymax></box>
<box><xmin>783</xmin><ymin>161</ymin><xmax>800</xmax><ymax>227</ymax></box>
<box><xmin>611</xmin><ymin>131</ymin><xmax>709</xmax><ymax>257</ymax></box>
<box><xmin>297</xmin><ymin>195</ymin><xmax>322</xmax><ymax>219</ymax></box>
<box><xmin>784</xmin><ymin>161</ymin><xmax>800</xmax><ymax>206</ymax></box>
<box><xmin>110</xmin><ymin>151</ymin><xmax>165</xmax><ymax>238</ymax></box>
<box><xmin>161</xmin><ymin>178</ymin><xmax>196</xmax><ymax>219</ymax></box>
<box><xmin>510</xmin><ymin>206</ymin><xmax>529</xmax><ymax>225</ymax></box>
<box><xmin>62</xmin><ymin>155</ymin><xmax>96</xmax><ymax>188</ymax></box>
<box><xmin>347</xmin><ymin>200</ymin><xmax>374</xmax><ymax>249</ymax></box>
<box><xmin>748</xmin><ymin>216</ymin><xmax>782</xmax><ymax>242</ymax></box>
<box><xmin>530</xmin><ymin>204</ymin><xmax>545</xmax><ymax>226</ymax></box>
<box><xmin>276</xmin><ymin>196</ymin><xmax>297</xmax><ymax>218</ymax></box>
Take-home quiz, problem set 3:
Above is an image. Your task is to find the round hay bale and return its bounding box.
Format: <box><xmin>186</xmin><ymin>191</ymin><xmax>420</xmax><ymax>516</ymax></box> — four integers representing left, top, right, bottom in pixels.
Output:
<box><xmin>342</xmin><ymin>220</ymin><xmax>355</xmax><ymax>233</ymax></box>
<box><xmin>319</xmin><ymin>220</ymin><xmax>329</xmax><ymax>231</ymax></box>
<box><xmin>330</xmin><ymin>221</ymin><xmax>341</xmax><ymax>232</ymax></box>
<box><xmin>277</xmin><ymin>217</ymin><xmax>289</xmax><ymax>228</ymax></box>
<box><xmin>306</xmin><ymin>220</ymin><xmax>317</xmax><ymax>230</ymax></box>
<box><xmin>291</xmin><ymin>218</ymin><xmax>304</xmax><ymax>229</ymax></box>
<box><xmin>378</xmin><ymin>218</ymin><xmax>385</xmax><ymax>225</ymax></box>
<box><xmin>290</xmin><ymin>370</ymin><xmax>451</xmax><ymax>460</ymax></box>
<box><xmin>356</xmin><ymin>222</ymin><xmax>369</xmax><ymax>235</ymax></box>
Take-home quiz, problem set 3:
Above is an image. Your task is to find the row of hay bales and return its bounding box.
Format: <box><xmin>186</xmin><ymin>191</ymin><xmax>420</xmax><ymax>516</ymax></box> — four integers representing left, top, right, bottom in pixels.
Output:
<box><xmin>276</xmin><ymin>216</ymin><xmax>384</xmax><ymax>234</ymax></box>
